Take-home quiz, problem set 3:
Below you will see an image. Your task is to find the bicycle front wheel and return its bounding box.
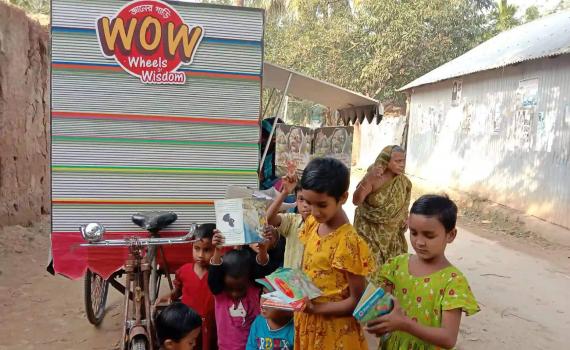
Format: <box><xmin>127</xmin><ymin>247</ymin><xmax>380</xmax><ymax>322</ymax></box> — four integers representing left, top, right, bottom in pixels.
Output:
<box><xmin>84</xmin><ymin>269</ymin><xmax>109</xmax><ymax>326</ymax></box>
<box><xmin>129</xmin><ymin>336</ymin><xmax>148</xmax><ymax>350</ymax></box>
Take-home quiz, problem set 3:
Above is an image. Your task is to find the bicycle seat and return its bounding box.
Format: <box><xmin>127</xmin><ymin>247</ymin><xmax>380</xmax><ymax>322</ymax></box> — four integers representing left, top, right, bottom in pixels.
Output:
<box><xmin>131</xmin><ymin>211</ymin><xmax>178</xmax><ymax>232</ymax></box>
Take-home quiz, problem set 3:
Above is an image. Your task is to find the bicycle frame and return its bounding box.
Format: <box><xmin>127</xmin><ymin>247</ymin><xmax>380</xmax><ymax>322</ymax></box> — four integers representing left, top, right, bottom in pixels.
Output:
<box><xmin>80</xmin><ymin>228</ymin><xmax>197</xmax><ymax>349</ymax></box>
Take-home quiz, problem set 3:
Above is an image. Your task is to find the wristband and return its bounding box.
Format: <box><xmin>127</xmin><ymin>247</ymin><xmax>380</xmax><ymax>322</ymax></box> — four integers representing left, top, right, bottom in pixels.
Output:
<box><xmin>256</xmin><ymin>254</ymin><xmax>270</xmax><ymax>267</ymax></box>
<box><xmin>209</xmin><ymin>257</ymin><xmax>223</xmax><ymax>266</ymax></box>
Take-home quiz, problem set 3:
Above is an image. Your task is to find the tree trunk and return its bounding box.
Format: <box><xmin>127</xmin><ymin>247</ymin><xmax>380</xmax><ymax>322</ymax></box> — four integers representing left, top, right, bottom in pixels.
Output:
<box><xmin>234</xmin><ymin>0</ymin><xmax>245</xmax><ymax>6</ymax></box>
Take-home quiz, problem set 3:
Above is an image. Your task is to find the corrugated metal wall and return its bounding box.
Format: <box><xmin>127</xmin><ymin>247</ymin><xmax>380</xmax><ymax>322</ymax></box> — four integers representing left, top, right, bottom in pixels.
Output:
<box><xmin>407</xmin><ymin>55</ymin><xmax>570</xmax><ymax>229</ymax></box>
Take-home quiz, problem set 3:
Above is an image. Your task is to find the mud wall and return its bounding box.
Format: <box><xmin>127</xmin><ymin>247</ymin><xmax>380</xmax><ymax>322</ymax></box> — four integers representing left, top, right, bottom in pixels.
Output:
<box><xmin>0</xmin><ymin>3</ymin><xmax>50</xmax><ymax>226</ymax></box>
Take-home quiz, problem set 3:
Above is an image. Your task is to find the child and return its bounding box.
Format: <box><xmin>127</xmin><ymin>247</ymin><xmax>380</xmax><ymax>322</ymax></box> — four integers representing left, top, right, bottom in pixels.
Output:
<box><xmin>266</xmin><ymin>176</ymin><xmax>311</xmax><ymax>270</ymax></box>
<box><xmin>208</xmin><ymin>231</ymin><xmax>273</xmax><ymax>350</ymax></box>
<box><xmin>295</xmin><ymin>157</ymin><xmax>375</xmax><ymax>350</ymax></box>
<box><xmin>156</xmin><ymin>224</ymin><xmax>217</xmax><ymax>350</ymax></box>
<box><xmin>246</xmin><ymin>290</ymin><xmax>295</xmax><ymax>350</ymax></box>
<box><xmin>366</xmin><ymin>195</ymin><xmax>479</xmax><ymax>350</ymax></box>
<box><xmin>155</xmin><ymin>302</ymin><xmax>202</xmax><ymax>350</ymax></box>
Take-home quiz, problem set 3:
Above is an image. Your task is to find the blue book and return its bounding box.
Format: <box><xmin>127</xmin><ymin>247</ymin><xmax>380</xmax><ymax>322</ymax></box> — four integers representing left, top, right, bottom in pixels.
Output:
<box><xmin>353</xmin><ymin>283</ymin><xmax>394</xmax><ymax>324</ymax></box>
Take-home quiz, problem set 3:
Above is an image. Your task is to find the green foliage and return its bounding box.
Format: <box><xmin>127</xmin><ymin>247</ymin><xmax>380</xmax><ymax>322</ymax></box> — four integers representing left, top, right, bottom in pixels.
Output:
<box><xmin>8</xmin><ymin>0</ymin><xmax>49</xmax><ymax>15</ymax></box>
<box><xmin>524</xmin><ymin>6</ymin><xmax>541</xmax><ymax>22</ymax></box>
<box><xmin>265</xmin><ymin>0</ymin><xmax>490</xmax><ymax>106</ymax></box>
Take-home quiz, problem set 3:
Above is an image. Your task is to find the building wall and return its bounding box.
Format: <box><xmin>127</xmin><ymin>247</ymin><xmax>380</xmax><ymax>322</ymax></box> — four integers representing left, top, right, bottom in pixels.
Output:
<box><xmin>407</xmin><ymin>55</ymin><xmax>570</xmax><ymax>229</ymax></box>
<box><xmin>356</xmin><ymin>116</ymin><xmax>406</xmax><ymax>169</ymax></box>
<box><xmin>0</xmin><ymin>3</ymin><xmax>50</xmax><ymax>226</ymax></box>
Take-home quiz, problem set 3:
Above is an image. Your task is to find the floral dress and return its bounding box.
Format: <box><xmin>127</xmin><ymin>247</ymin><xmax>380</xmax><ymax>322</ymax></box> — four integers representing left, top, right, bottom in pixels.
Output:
<box><xmin>379</xmin><ymin>254</ymin><xmax>480</xmax><ymax>350</ymax></box>
<box><xmin>294</xmin><ymin>216</ymin><xmax>375</xmax><ymax>350</ymax></box>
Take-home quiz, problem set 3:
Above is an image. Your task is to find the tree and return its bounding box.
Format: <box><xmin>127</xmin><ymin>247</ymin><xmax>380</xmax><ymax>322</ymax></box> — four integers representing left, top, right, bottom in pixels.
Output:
<box><xmin>8</xmin><ymin>0</ymin><xmax>49</xmax><ymax>15</ymax></box>
<box><xmin>524</xmin><ymin>6</ymin><xmax>540</xmax><ymax>22</ymax></box>
<box><xmin>266</xmin><ymin>0</ymin><xmax>492</xmax><ymax>107</ymax></box>
<box><xmin>554</xmin><ymin>0</ymin><xmax>570</xmax><ymax>11</ymax></box>
<box><xmin>496</xmin><ymin>0</ymin><xmax>520</xmax><ymax>32</ymax></box>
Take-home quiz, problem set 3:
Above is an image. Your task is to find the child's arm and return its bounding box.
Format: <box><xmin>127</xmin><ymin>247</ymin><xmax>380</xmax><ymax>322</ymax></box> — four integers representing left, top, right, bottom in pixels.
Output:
<box><xmin>266</xmin><ymin>175</ymin><xmax>297</xmax><ymax>227</ymax></box>
<box><xmin>366</xmin><ymin>300</ymin><xmax>462</xmax><ymax>349</ymax></box>
<box><xmin>306</xmin><ymin>272</ymin><xmax>367</xmax><ymax>317</ymax></box>
<box><xmin>207</xmin><ymin>231</ymin><xmax>225</xmax><ymax>295</ymax></box>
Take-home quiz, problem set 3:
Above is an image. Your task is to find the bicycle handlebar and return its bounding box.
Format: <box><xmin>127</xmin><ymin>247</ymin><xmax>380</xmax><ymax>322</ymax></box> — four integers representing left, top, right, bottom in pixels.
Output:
<box><xmin>79</xmin><ymin>224</ymin><xmax>199</xmax><ymax>247</ymax></box>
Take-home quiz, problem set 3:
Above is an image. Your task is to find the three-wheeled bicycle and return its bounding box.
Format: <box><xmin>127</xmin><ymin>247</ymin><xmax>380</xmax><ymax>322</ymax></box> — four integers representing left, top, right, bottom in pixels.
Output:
<box><xmin>81</xmin><ymin>211</ymin><xmax>197</xmax><ymax>350</ymax></box>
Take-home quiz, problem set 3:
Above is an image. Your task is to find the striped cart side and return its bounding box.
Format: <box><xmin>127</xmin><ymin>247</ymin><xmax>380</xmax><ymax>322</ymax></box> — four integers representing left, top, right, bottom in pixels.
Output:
<box><xmin>51</xmin><ymin>0</ymin><xmax>264</xmax><ymax>278</ymax></box>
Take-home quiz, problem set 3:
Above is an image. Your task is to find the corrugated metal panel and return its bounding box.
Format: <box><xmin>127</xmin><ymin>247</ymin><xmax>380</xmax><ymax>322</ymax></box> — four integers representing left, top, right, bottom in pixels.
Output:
<box><xmin>52</xmin><ymin>173</ymin><xmax>257</xmax><ymax>199</ymax></box>
<box><xmin>52</xmin><ymin>0</ymin><xmax>264</xmax><ymax>41</ymax></box>
<box><xmin>52</xmin><ymin>70</ymin><xmax>260</xmax><ymax>120</ymax></box>
<box><xmin>407</xmin><ymin>55</ymin><xmax>570</xmax><ymax>229</ymax></box>
<box><xmin>52</xmin><ymin>31</ymin><xmax>262</xmax><ymax>75</ymax></box>
<box><xmin>51</xmin><ymin>0</ymin><xmax>263</xmax><ymax>248</ymax></box>
<box><xmin>401</xmin><ymin>11</ymin><xmax>570</xmax><ymax>90</ymax></box>
<box><xmin>52</xmin><ymin>204</ymin><xmax>217</xmax><ymax>231</ymax></box>
<box><xmin>52</xmin><ymin>118</ymin><xmax>258</xmax><ymax>142</ymax></box>
<box><xmin>52</xmin><ymin>141</ymin><xmax>259</xmax><ymax>168</ymax></box>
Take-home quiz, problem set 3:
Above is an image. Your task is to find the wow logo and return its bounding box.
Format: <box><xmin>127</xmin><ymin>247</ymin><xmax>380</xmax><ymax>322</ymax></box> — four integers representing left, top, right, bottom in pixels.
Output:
<box><xmin>96</xmin><ymin>0</ymin><xmax>204</xmax><ymax>84</ymax></box>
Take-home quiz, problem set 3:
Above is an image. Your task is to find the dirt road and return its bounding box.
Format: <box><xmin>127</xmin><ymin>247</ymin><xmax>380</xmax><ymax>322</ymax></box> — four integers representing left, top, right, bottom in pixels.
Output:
<box><xmin>1</xmin><ymin>215</ymin><xmax>569</xmax><ymax>349</ymax></box>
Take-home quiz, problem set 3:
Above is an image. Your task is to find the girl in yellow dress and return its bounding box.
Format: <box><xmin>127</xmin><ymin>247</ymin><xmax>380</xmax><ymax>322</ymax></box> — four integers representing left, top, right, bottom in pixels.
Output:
<box><xmin>295</xmin><ymin>157</ymin><xmax>375</xmax><ymax>350</ymax></box>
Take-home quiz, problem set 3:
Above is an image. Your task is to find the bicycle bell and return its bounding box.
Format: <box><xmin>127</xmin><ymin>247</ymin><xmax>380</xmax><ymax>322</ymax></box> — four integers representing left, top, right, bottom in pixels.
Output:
<box><xmin>79</xmin><ymin>223</ymin><xmax>106</xmax><ymax>243</ymax></box>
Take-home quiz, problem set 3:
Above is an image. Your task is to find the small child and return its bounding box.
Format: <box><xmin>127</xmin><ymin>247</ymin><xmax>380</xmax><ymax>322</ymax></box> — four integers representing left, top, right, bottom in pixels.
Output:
<box><xmin>294</xmin><ymin>157</ymin><xmax>375</xmax><ymax>350</ymax></box>
<box><xmin>155</xmin><ymin>302</ymin><xmax>202</xmax><ymax>350</ymax></box>
<box><xmin>266</xmin><ymin>175</ymin><xmax>311</xmax><ymax>270</ymax></box>
<box><xmin>246</xmin><ymin>291</ymin><xmax>295</xmax><ymax>350</ymax></box>
<box><xmin>208</xmin><ymin>231</ymin><xmax>273</xmax><ymax>350</ymax></box>
<box><xmin>366</xmin><ymin>195</ymin><xmax>479</xmax><ymax>350</ymax></box>
<box><xmin>156</xmin><ymin>224</ymin><xmax>217</xmax><ymax>350</ymax></box>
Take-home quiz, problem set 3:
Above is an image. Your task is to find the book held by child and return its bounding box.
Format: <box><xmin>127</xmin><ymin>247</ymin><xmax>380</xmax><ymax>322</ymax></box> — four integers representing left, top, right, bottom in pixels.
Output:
<box><xmin>214</xmin><ymin>198</ymin><xmax>267</xmax><ymax>246</ymax></box>
<box><xmin>256</xmin><ymin>268</ymin><xmax>322</xmax><ymax>311</ymax></box>
<box><xmin>353</xmin><ymin>283</ymin><xmax>394</xmax><ymax>324</ymax></box>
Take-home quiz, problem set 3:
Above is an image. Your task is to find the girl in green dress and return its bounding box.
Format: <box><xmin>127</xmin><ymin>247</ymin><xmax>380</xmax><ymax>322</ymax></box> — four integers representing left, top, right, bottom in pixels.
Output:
<box><xmin>366</xmin><ymin>195</ymin><xmax>479</xmax><ymax>350</ymax></box>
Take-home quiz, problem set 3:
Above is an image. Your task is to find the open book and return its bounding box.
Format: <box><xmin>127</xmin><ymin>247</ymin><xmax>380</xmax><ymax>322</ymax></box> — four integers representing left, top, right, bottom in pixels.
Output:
<box><xmin>353</xmin><ymin>283</ymin><xmax>394</xmax><ymax>324</ymax></box>
<box><xmin>214</xmin><ymin>198</ymin><xmax>267</xmax><ymax>246</ymax></box>
<box><xmin>256</xmin><ymin>268</ymin><xmax>322</xmax><ymax>311</ymax></box>
<box><xmin>275</xmin><ymin>124</ymin><xmax>354</xmax><ymax>176</ymax></box>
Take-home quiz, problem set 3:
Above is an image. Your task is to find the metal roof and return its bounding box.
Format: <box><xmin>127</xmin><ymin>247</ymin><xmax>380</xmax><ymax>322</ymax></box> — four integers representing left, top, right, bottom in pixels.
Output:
<box><xmin>263</xmin><ymin>62</ymin><xmax>381</xmax><ymax>122</ymax></box>
<box><xmin>400</xmin><ymin>10</ymin><xmax>570</xmax><ymax>91</ymax></box>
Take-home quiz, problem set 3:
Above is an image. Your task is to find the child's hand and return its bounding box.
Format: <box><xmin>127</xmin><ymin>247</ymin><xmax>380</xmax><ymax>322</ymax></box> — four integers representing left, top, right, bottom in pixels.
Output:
<box><xmin>261</xmin><ymin>225</ymin><xmax>278</xmax><ymax>248</ymax></box>
<box><xmin>281</xmin><ymin>173</ymin><xmax>298</xmax><ymax>195</ymax></box>
<box><xmin>365</xmin><ymin>299</ymin><xmax>409</xmax><ymax>336</ymax></box>
<box><xmin>154</xmin><ymin>294</ymin><xmax>171</xmax><ymax>307</ymax></box>
<box><xmin>302</xmin><ymin>297</ymin><xmax>316</xmax><ymax>314</ymax></box>
<box><xmin>212</xmin><ymin>230</ymin><xmax>225</xmax><ymax>248</ymax></box>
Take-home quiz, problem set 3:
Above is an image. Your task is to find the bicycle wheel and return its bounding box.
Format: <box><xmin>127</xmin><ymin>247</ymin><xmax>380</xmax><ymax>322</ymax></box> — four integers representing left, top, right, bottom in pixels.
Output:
<box><xmin>84</xmin><ymin>269</ymin><xmax>109</xmax><ymax>326</ymax></box>
<box><xmin>129</xmin><ymin>336</ymin><xmax>148</xmax><ymax>350</ymax></box>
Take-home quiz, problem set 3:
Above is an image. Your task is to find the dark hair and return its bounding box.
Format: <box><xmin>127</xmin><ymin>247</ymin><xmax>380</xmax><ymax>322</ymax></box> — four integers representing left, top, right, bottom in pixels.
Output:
<box><xmin>155</xmin><ymin>302</ymin><xmax>202</xmax><ymax>345</ymax></box>
<box><xmin>222</xmin><ymin>249</ymin><xmax>252</xmax><ymax>278</ymax></box>
<box><xmin>294</xmin><ymin>183</ymin><xmax>302</xmax><ymax>195</ymax></box>
<box><xmin>410</xmin><ymin>194</ymin><xmax>458</xmax><ymax>232</ymax></box>
<box><xmin>300</xmin><ymin>157</ymin><xmax>349</xmax><ymax>201</ymax></box>
<box><xmin>194</xmin><ymin>223</ymin><xmax>216</xmax><ymax>240</ymax></box>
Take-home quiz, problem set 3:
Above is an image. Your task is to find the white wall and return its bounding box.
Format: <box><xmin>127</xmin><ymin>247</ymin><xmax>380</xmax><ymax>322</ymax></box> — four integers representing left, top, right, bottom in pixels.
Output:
<box><xmin>407</xmin><ymin>55</ymin><xmax>570</xmax><ymax>228</ymax></box>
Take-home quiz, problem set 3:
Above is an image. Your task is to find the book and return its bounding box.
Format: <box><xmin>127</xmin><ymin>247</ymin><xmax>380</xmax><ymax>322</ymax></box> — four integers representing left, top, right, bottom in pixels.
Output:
<box><xmin>260</xmin><ymin>291</ymin><xmax>307</xmax><ymax>311</ymax></box>
<box><xmin>256</xmin><ymin>268</ymin><xmax>322</xmax><ymax>311</ymax></box>
<box><xmin>353</xmin><ymin>283</ymin><xmax>394</xmax><ymax>324</ymax></box>
<box><xmin>214</xmin><ymin>198</ymin><xmax>267</xmax><ymax>246</ymax></box>
<box><xmin>275</xmin><ymin>124</ymin><xmax>354</xmax><ymax>176</ymax></box>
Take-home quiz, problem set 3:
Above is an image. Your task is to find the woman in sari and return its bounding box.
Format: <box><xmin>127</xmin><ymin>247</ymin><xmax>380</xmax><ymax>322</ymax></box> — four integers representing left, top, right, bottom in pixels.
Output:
<box><xmin>353</xmin><ymin>145</ymin><xmax>412</xmax><ymax>282</ymax></box>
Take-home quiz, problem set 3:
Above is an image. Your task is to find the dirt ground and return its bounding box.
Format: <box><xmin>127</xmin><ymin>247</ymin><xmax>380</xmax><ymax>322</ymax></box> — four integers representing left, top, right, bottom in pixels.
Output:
<box><xmin>1</xmin><ymin>205</ymin><xmax>569</xmax><ymax>349</ymax></box>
